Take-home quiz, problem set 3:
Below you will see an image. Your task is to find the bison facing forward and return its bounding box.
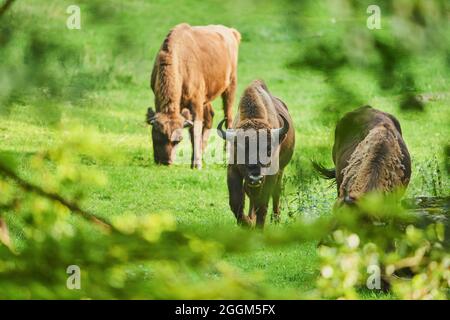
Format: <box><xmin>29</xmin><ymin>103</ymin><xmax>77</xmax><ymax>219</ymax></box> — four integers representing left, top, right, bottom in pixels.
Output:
<box><xmin>314</xmin><ymin>106</ymin><xmax>411</xmax><ymax>206</ymax></box>
<box><xmin>147</xmin><ymin>23</ymin><xmax>240</xmax><ymax>168</ymax></box>
<box><xmin>217</xmin><ymin>80</ymin><xmax>295</xmax><ymax>228</ymax></box>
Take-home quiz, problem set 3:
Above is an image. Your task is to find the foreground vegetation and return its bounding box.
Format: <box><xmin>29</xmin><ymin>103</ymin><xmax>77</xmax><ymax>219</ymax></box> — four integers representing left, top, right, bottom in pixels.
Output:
<box><xmin>0</xmin><ymin>0</ymin><xmax>448</xmax><ymax>299</ymax></box>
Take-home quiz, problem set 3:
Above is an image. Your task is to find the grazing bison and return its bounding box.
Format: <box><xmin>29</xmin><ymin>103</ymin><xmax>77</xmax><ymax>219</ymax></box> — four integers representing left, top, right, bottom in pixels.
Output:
<box><xmin>313</xmin><ymin>106</ymin><xmax>411</xmax><ymax>206</ymax></box>
<box><xmin>146</xmin><ymin>23</ymin><xmax>241</xmax><ymax>168</ymax></box>
<box><xmin>217</xmin><ymin>80</ymin><xmax>295</xmax><ymax>228</ymax></box>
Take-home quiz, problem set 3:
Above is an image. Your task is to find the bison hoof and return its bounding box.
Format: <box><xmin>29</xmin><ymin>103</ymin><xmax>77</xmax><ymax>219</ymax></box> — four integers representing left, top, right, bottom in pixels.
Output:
<box><xmin>237</xmin><ymin>216</ymin><xmax>253</xmax><ymax>228</ymax></box>
<box><xmin>191</xmin><ymin>160</ymin><xmax>203</xmax><ymax>169</ymax></box>
<box><xmin>191</xmin><ymin>163</ymin><xmax>202</xmax><ymax>170</ymax></box>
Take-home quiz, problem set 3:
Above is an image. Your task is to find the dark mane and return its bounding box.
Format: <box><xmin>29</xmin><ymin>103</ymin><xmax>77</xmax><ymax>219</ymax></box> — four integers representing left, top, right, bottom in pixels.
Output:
<box><xmin>367</xmin><ymin>138</ymin><xmax>389</xmax><ymax>190</ymax></box>
<box><xmin>238</xmin><ymin>81</ymin><xmax>270</xmax><ymax>120</ymax></box>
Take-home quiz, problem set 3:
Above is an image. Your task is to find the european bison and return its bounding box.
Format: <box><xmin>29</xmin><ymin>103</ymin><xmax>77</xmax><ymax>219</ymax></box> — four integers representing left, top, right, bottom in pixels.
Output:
<box><xmin>217</xmin><ymin>80</ymin><xmax>295</xmax><ymax>228</ymax></box>
<box><xmin>146</xmin><ymin>23</ymin><xmax>241</xmax><ymax>168</ymax></box>
<box><xmin>313</xmin><ymin>106</ymin><xmax>411</xmax><ymax>205</ymax></box>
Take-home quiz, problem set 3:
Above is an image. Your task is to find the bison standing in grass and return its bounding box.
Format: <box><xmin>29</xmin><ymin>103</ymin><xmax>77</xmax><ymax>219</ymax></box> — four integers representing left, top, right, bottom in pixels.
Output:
<box><xmin>146</xmin><ymin>23</ymin><xmax>240</xmax><ymax>168</ymax></box>
<box><xmin>313</xmin><ymin>105</ymin><xmax>411</xmax><ymax>206</ymax></box>
<box><xmin>217</xmin><ymin>80</ymin><xmax>295</xmax><ymax>228</ymax></box>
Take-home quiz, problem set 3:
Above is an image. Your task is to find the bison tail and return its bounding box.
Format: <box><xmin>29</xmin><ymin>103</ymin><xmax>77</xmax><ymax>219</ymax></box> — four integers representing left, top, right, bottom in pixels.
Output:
<box><xmin>311</xmin><ymin>161</ymin><xmax>336</xmax><ymax>180</ymax></box>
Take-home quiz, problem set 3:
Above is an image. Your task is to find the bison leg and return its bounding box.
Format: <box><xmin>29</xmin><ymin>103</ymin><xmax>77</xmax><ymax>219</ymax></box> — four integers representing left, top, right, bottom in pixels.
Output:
<box><xmin>248</xmin><ymin>199</ymin><xmax>256</xmax><ymax>222</ymax></box>
<box><xmin>228</xmin><ymin>166</ymin><xmax>250</xmax><ymax>226</ymax></box>
<box><xmin>202</xmin><ymin>103</ymin><xmax>214</xmax><ymax>153</ymax></box>
<box><xmin>190</xmin><ymin>101</ymin><xmax>204</xmax><ymax>169</ymax></box>
<box><xmin>255</xmin><ymin>204</ymin><xmax>269</xmax><ymax>229</ymax></box>
<box><xmin>221</xmin><ymin>75</ymin><xmax>236</xmax><ymax>129</ymax></box>
<box><xmin>272</xmin><ymin>170</ymin><xmax>283</xmax><ymax>224</ymax></box>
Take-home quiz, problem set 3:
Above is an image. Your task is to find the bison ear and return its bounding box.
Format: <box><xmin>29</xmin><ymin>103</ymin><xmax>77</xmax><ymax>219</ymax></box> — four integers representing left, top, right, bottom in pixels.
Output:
<box><xmin>146</xmin><ymin>107</ymin><xmax>156</xmax><ymax>125</ymax></box>
<box><xmin>181</xmin><ymin>108</ymin><xmax>193</xmax><ymax>128</ymax></box>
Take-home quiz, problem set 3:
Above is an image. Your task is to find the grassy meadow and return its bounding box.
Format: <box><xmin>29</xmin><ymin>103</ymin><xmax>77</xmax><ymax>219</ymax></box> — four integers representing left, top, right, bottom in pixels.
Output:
<box><xmin>0</xmin><ymin>0</ymin><xmax>448</xmax><ymax>298</ymax></box>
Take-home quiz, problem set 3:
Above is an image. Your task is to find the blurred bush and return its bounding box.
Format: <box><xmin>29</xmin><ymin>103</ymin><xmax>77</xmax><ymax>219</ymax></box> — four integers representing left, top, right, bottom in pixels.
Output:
<box><xmin>0</xmin><ymin>128</ymin><xmax>285</xmax><ymax>299</ymax></box>
<box><xmin>0</xmin><ymin>0</ymin><xmax>448</xmax><ymax>299</ymax></box>
<box><xmin>285</xmin><ymin>0</ymin><xmax>449</xmax><ymax>121</ymax></box>
<box><xmin>0</xmin><ymin>0</ymin><xmax>144</xmax><ymax>116</ymax></box>
<box><xmin>316</xmin><ymin>194</ymin><xmax>449</xmax><ymax>299</ymax></box>
<box><xmin>0</xmin><ymin>131</ymin><xmax>448</xmax><ymax>298</ymax></box>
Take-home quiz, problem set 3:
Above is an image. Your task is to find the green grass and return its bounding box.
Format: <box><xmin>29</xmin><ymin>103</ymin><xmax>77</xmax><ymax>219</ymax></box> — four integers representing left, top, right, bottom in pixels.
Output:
<box><xmin>1</xmin><ymin>0</ymin><xmax>449</xmax><ymax>298</ymax></box>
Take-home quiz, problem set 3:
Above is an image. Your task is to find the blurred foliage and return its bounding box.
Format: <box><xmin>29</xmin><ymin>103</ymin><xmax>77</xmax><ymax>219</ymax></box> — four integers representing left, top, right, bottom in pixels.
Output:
<box><xmin>0</xmin><ymin>132</ymin><xmax>448</xmax><ymax>298</ymax></box>
<box><xmin>0</xmin><ymin>0</ymin><xmax>448</xmax><ymax>299</ymax></box>
<box><xmin>316</xmin><ymin>193</ymin><xmax>449</xmax><ymax>299</ymax></box>
<box><xmin>0</xmin><ymin>129</ymin><xmax>283</xmax><ymax>299</ymax></box>
<box><xmin>0</xmin><ymin>0</ymin><xmax>143</xmax><ymax>117</ymax></box>
<box><xmin>285</xmin><ymin>0</ymin><xmax>450</xmax><ymax>122</ymax></box>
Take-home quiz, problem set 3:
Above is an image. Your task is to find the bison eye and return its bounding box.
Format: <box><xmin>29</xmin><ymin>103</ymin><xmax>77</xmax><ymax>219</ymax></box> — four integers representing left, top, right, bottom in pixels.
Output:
<box><xmin>171</xmin><ymin>135</ymin><xmax>183</xmax><ymax>145</ymax></box>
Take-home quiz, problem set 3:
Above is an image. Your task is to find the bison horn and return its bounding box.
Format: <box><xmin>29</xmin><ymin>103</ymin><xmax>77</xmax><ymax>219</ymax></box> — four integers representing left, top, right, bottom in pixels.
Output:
<box><xmin>271</xmin><ymin>114</ymin><xmax>289</xmax><ymax>138</ymax></box>
<box><xmin>217</xmin><ymin>118</ymin><xmax>236</xmax><ymax>140</ymax></box>
<box><xmin>183</xmin><ymin>120</ymin><xmax>194</xmax><ymax>128</ymax></box>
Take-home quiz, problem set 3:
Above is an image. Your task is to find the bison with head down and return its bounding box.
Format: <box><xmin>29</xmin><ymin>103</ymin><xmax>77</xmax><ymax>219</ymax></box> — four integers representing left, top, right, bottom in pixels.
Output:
<box><xmin>146</xmin><ymin>23</ymin><xmax>240</xmax><ymax>169</ymax></box>
<box><xmin>217</xmin><ymin>80</ymin><xmax>295</xmax><ymax>228</ymax></box>
<box><xmin>314</xmin><ymin>106</ymin><xmax>411</xmax><ymax>206</ymax></box>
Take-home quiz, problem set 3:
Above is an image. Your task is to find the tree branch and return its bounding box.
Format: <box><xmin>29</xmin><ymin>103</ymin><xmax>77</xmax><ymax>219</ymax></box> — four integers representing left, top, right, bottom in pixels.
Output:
<box><xmin>0</xmin><ymin>162</ymin><xmax>111</xmax><ymax>230</ymax></box>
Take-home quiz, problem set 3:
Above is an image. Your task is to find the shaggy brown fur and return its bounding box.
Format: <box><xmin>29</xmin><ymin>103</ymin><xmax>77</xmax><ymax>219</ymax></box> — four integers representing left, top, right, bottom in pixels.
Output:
<box><xmin>340</xmin><ymin>124</ymin><xmax>408</xmax><ymax>201</ymax></box>
<box><xmin>313</xmin><ymin>106</ymin><xmax>411</xmax><ymax>205</ymax></box>
<box><xmin>147</xmin><ymin>23</ymin><xmax>241</xmax><ymax>168</ymax></box>
<box><xmin>223</xmin><ymin>80</ymin><xmax>295</xmax><ymax>228</ymax></box>
<box><xmin>235</xmin><ymin>80</ymin><xmax>279</xmax><ymax>126</ymax></box>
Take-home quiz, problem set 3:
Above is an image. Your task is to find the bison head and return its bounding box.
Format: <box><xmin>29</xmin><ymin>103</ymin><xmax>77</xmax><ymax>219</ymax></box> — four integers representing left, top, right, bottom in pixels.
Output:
<box><xmin>217</xmin><ymin>115</ymin><xmax>289</xmax><ymax>188</ymax></box>
<box><xmin>146</xmin><ymin>107</ymin><xmax>193</xmax><ymax>165</ymax></box>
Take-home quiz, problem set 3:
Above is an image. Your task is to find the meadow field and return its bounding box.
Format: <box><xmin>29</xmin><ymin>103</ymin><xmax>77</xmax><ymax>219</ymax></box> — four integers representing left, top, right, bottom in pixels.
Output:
<box><xmin>0</xmin><ymin>0</ymin><xmax>448</xmax><ymax>299</ymax></box>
